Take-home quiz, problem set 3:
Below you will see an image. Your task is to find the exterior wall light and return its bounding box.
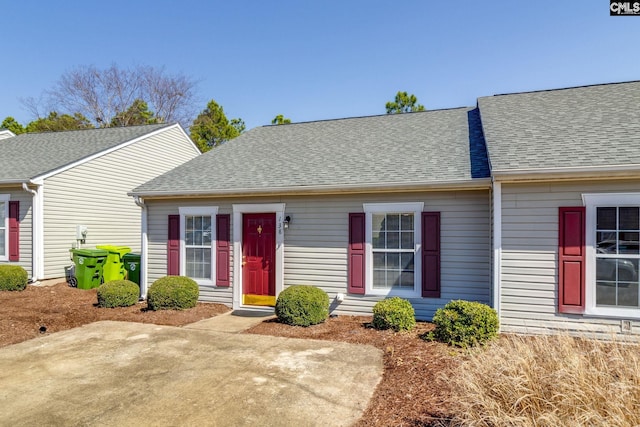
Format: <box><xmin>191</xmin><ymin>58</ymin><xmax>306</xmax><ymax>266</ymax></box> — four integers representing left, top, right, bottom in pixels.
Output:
<box><xmin>283</xmin><ymin>215</ymin><xmax>291</xmax><ymax>229</ymax></box>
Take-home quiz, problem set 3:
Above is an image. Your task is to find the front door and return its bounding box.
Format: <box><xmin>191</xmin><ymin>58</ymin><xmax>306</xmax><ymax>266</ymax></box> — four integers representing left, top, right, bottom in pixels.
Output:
<box><xmin>242</xmin><ymin>213</ymin><xmax>276</xmax><ymax>306</ymax></box>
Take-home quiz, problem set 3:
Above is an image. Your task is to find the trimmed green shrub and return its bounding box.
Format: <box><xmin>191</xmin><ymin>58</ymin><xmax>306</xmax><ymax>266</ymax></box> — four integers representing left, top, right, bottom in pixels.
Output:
<box><xmin>425</xmin><ymin>300</ymin><xmax>499</xmax><ymax>348</ymax></box>
<box><xmin>0</xmin><ymin>265</ymin><xmax>28</xmax><ymax>291</ymax></box>
<box><xmin>275</xmin><ymin>285</ymin><xmax>329</xmax><ymax>326</ymax></box>
<box><xmin>97</xmin><ymin>280</ymin><xmax>140</xmax><ymax>308</ymax></box>
<box><xmin>147</xmin><ymin>275</ymin><xmax>199</xmax><ymax>310</ymax></box>
<box><xmin>372</xmin><ymin>297</ymin><xmax>416</xmax><ymax>332</ymax></box>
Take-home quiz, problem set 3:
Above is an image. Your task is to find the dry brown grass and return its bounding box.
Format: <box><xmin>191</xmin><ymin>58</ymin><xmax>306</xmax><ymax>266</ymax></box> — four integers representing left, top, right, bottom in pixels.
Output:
<box><xmin>448</xmin><ymin>333</ymin><xmax>640</xmax><ymax>427</ymax></box>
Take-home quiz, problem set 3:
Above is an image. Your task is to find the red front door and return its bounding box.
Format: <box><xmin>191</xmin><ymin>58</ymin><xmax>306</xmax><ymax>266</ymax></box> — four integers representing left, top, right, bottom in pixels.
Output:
<box><xmin>242</xmin><ymin>213</ymin><xmax>276</xmax><ymax>306</ymax></box>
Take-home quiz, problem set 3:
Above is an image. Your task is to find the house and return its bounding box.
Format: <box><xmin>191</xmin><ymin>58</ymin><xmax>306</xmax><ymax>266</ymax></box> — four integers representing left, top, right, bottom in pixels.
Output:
<box><xmin>0</xmin><ymin>124</ymin><xmax>200</xmax><ymax>282</ymax></box>
<box><xmin>479</xmin><ymin>81</ymin><xmax>640</xmax><ymax>338</ymax></box>
<box><xmin>131</xmin><ymin>81</ymin><xmax>640</xmax><ymax>338</ymax></box>
<box><xmin>131</xmin><ymin>109</ymin><xmax>493</xmax><ymax>319</ymax></box>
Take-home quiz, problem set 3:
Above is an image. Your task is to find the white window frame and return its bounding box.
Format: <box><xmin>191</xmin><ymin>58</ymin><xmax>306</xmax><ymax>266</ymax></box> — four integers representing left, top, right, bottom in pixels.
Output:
<box><xmin>363</xmin><ymin>202</ymin><xmax>424</xmax><ymax>298</ymax></box>
<box><xmin>179</xmin><ymin>206</ymin><xmax>218</xmax><ymax>286</ymax></box>
<box><xmin>583</xmin><ymin>193</ymin><xmax>640</xmax><ymax>319</ymax></box>
<box><xmin>0</xmin><ymin>195</ymin><xmax>9</xmax><ymax>262</ymax></box>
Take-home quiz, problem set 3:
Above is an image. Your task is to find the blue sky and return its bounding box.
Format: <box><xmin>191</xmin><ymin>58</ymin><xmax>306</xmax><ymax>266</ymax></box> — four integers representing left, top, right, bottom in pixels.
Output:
<box><xmin>1</xmin><ymin>1</ymin><xmax>637</xmax><ymax>131</ymax></box>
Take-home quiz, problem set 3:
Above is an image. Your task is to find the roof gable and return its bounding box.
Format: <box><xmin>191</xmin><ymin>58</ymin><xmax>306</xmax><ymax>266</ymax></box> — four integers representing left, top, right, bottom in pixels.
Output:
<box><xmin>479</xmin><ymin>81</ymin><xmax>640</xmax><ymax>173</ymax></box>
<box><xmin>0</xmin><ymin>123</ymin><xmax>173</xmax><ymax>183</ymax></box>
<box><xmin>133</xmin><ymin>108</ymin><xmax>490</xmax><ymax>196</ymax></box>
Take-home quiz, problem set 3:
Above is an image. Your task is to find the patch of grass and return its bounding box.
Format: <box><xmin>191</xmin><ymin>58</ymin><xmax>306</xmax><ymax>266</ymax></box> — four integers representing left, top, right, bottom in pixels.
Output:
<box><xmin>449</xmin><ymin>334</ymin><xmax>640</xmax><ymax>426</ymax></box>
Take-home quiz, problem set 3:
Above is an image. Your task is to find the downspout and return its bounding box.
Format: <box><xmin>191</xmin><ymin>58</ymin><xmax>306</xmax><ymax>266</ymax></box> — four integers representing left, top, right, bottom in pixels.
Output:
<box><xmin>21</xmin><ymin>182</ymin><xmax>42</xmax><ymax>283</ymax></box>
<box><xmin>134</xmin><ymin>196</ymin><xmax>148</xmax><ymax>299</ymax></box>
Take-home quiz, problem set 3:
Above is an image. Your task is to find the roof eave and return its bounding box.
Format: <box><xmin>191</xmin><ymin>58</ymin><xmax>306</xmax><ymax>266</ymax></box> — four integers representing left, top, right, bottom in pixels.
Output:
<box><xmin>493</xmin><ymin>164</ymin><xmax>640</xmax><ymax>182</ymax></box>
<box><xmin>130</xmin><ymin>178</ymin><xmax>492</xmax><ymax>199</ymax></box>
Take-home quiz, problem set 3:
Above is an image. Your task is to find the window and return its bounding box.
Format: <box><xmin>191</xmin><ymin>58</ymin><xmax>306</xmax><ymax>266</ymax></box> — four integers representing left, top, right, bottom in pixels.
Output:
<box><xmin>364</xmin><ymin>202</ymin><xmax>423</xmax><ymax>297</ymax></box>
<box><xmin>0</xmin><ymin>195</ymin><xmax>8</xmax><ymax>261</ymax></box>
<box><xmin>584</xmin><ymin>194</ymin><xmax>640</xmax><ymax>317</ymax></box>
<box><xmin>179</xmin><ymin>207</ymin><xmax>218</xmax><ymax>285</ymax></box>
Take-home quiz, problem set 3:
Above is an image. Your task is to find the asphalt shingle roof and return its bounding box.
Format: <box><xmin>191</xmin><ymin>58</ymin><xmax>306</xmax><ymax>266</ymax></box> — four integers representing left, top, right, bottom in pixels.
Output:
<box><xmin>0</xmin><ymin>123</ymin><xmax>171</xmax><ymax>182</ymax></box>
<box><xmin>133</xmin><ymin>108</ymin><xmax>489</xmax><ymax>196</ymax></box>
<box><xmin>478</xmin><ymin>81</ymin><xmax>640</xmax><ymax>172</ymax></box>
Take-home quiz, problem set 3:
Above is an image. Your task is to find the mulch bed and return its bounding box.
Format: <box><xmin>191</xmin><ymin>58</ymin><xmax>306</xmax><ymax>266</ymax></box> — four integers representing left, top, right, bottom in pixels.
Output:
<box><xmin>1</xmin><ymin>282</ymin><xmax>459</xmax><ymax>426</ymax></box>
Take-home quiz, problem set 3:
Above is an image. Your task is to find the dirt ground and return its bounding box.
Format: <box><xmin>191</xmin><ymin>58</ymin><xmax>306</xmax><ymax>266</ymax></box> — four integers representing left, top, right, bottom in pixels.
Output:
<box><xmin>1</xmin><ymin>282</ymin><xmax>457</xmax><ymax>426</ymax></box>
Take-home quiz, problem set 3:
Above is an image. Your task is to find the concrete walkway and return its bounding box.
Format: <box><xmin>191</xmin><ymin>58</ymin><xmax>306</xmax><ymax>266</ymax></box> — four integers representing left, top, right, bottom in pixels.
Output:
<box><xmin>0</xmin><ymin>312</ymin><xmax>383</xmax><ymax>427</ymax></box>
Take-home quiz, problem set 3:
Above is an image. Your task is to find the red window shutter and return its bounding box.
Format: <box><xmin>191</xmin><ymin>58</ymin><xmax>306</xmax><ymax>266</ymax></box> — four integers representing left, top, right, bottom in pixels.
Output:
<box><xmin>348</xmin><ymin>213</ymin><xmax>365</xmax><ymax>294</ymax></box>
<box><xmin>216</xmin><ymin>214</ymin><xmax>231</xmax><ymax>287</ymax></box>
<box><xmin>422</xmin><ymin>212</ymin><xmax>441</xmax><ymax>298</ymax></box>
<box><xmin>8</xmin><ymin>201</ymin><xmax>19</xmax><ymax>261</ymax></box>
<box><xmin>167</xmin><ymin>215</ymin><xmax>180</xmax><ymax>275</ymax></box>
<box><xmin>558</xmin><ymin>207</ymin><xmax>585</xmax><ymax>314</ymax></box>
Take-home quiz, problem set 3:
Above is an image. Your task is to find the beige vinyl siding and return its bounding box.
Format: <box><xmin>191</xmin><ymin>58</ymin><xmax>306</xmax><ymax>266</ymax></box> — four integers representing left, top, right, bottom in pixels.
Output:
<box><xmin>42</xmin><ymin>127</ymin><xmax>198</xmax><ymax>279</ymax></box>
<box><xmin>146</xmin><ymin>190</ymin><xmax>491</xmax><ymax>319</ymax></box>
<box><xmin>500</xmin><ymin>180</ymin><xmax>640</xmax><ymax>339</ymax></box>
<box><xmin>0</xmin><ymin>188</ymin><xmax>33</xmax><ymax>277</ymax></box>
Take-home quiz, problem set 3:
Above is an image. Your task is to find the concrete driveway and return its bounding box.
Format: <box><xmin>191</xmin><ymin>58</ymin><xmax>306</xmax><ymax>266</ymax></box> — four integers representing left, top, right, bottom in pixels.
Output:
<box><xmin>0</xmin><ymin>320</ymin><xmax>383</xmax><ymax>426</ymax></box>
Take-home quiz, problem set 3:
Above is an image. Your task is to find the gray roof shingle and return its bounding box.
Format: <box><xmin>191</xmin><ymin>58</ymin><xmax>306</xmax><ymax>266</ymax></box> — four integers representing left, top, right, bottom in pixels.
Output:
<box><xmin>478</xmin><ymin>81</ymin><xmax>640</xmax><ymax>173</ymax></box>
<box><xmin>133</xmin><ymin>108</ymin><xmax>489</xmax><ymax>196</ymax></box>
<box><xmin>0</xmin><ymin>123</ymin><xmax>171</xmax><ymax>182</ymax></box>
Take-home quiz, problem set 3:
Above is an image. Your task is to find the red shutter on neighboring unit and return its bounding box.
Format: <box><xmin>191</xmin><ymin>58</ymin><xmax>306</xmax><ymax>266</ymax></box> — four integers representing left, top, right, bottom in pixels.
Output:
<box><xmin>558</xmin><ymin>207</ymin><xmax>586</xmax><ymax>314</ymax></box>
<box><xmin>167</xmin><ymin>215</ymin><xmax>180</xmax><ymax>275</ymax></box>
<box><xmin>422</xmin><ymin>212</ymin><xmax>441</xmax><ymax>298</ymax></box>
<box><xmin>216</xmin><ymin>214</ymin><xmax>231</xmax><ymax>287</ymax></box>
<box><xmin>348</xmin><ymin>213</ymin><xmax>366</xmax><ymax>294</ymax></box>
<box><xmin>8</xmin><ymin>201</ymin><xmax>19</xmax><ymax>261</ymax></box>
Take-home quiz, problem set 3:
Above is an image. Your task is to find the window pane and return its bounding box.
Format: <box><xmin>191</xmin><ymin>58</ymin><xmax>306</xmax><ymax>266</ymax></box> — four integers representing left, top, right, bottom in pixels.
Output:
<box><xmin>0</xmin><ymin>229</ymin><xmax>4</xmax><ymax>256</ymax></box>
<box><xmin>399</xmin><ymin>272</ymin><xmax>414</xmax><ymax>288</ymax></box>
<box><xmin>386</xmin><ymin>270</ymin><xmax>401</xmax><ymax>287</ymax></box>
<box><xmin>596</xmin><ymin>231</ymin><xmax>617</xmax><ymax>253</ymax></box>
<box><xmin>596</xmin><ymin>281</ymin><xmax>616</xmax><ymax>306</ymax></box>
<box><xmin>186</xmin><ymin>248</ymin><xmax>211</xmax><ymax>280</ymax></box>
<box><xmin>0</xmin><ymin>202</ymin><xmax>5</xmax><ymax>222</ymax></box>
<box><xmin>373</xmin><ymin>252</ymin><xmax>385</xmax><ymax>269</ymax></box>
<box><xmin>618</xmin><ymin>233</ymin><xmax>639</xmax><ymax>254</ymax></box>
<box><xmin>619</xmin><ymin>207</ymin><xmax>639</xmax><ymax>230</ymax></box>
<box><xmin>373</xmin><ymin>270</ymin><xmax>386</xmax><ymax>289</ymax></box>
<box><xmin>597</xmin><ymin>207</ymin><xmax>616</xmax><ymax>230</ymax></box>
<box><xmin>387</xmin><ymin>253</ymin><xmax>400</xmax><ymax>269</ymax></box>
<box><xmin>372</xmin><ymin>214</ymin><xmax>386</xmax><ymax>232</ymax></box>
<box><xmin>202</xmin><ymin>217</ymin><xmax>212</xmax><ymax>245</ymax></box>
<box><xmin>386</xmin><ymin>214</ymin><xmax>400</xmax><ymax>231</ymax></box>
<box><xmin>185</xmin><ymin>231</ymin><xmax>194</xmax><ymax>246</ymax></box>
<box><xmin>400</xmin><ymin>214</ymin><xmax>413</xmax><ymax>231</ymax></box>
<box><xmin>372</xmin><ymin>231</ymin><xmax>385</xmax><ymax>249</ymax></box>
<box><xmin>386</xmin><ymin>232</ymin><xmax>399</xmax><ymax>249</ymax></box>
<box><xmin>618</xmin><ymin>281</ymin><xmax>639</xmax><ymax>307</ymax></box>
<box><xmin>401</xmin><ymin>253</ymin><xmax>414</xmax><ymax>271</ymax></box>
<box><xmin>596</xmin><ymin>258</ymin><xmax>639</xmax><ymax>307</ymax></box>
<box><xmin>617</xmin><ymin>258</ymin><xmax>638</xmax><ymax>282</ymax></box>
<box><xmin>401</xmin><ymin>232</ymin><xmax>414</xmax><ymax>249</ymax></box>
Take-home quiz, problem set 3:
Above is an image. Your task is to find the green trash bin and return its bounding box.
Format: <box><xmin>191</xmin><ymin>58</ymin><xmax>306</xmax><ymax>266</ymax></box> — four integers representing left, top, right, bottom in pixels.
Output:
<box><xmin>70</xmin><ymin>248</ymin><xmax>108</xmax><ymax>289</ymax></box>
<box><xmin>123</xmin><ymin>253</ymin><xmax>141</xmax><ymax>285</ymax></box>
<box><xmin>96</xmin><ymin>245</ymin><xmax>131</xmax><ymax>282</ymax></box>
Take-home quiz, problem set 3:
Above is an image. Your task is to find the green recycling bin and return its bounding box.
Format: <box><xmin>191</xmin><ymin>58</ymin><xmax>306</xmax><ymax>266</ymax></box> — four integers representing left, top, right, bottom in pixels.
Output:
<box><xmin>70</xmin><ymin>248</ymin><xmax>108</xmax><ymax>289</ymax></box>
<box><xmin>123</xmin><ymin>253</ymin><xmax>141</xmax><ymax>285</ymax></box>
<box><xmin>96</xmin><ymin>245</ymin><xmax>131</xmax><ymax>282</ymax></box>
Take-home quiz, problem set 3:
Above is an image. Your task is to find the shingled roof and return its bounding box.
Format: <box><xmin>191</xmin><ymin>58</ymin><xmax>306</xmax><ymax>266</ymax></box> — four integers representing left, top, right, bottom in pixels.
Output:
<box><xmin>479</xmin><ymin>81</ymin><xmax>640</xmax><ymax>174</ymax></box>
<box><xmin>132</xmin><ymin>108</ymin><xmax>490</xmax><ymax>197</ymax></box>
<box><xmin>0</xmin><ymin>123</ymin><xmax>172</xmax><ymax>183</ymax></box>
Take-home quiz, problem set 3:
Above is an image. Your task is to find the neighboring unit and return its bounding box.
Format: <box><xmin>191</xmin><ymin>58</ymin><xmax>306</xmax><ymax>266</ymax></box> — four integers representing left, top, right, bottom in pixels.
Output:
<box><xmin>0</xmin><ymin>124</ymin><xmax>200</xmax><ymax>282</ymax></box>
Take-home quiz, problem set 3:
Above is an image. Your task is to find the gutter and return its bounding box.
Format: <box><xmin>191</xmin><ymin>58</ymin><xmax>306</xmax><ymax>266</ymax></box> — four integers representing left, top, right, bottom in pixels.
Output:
<box><xmin>133</xmin><ymin>196</ymin><xmax>149</xmax><ymax>300</ymax></box>
<box><xmin>21</xmin><ymin>182</ymin><xmax>43</xmax><ymax>283</ymax></box>
<box><xmin>129</xmin><ymin>178</ymin><xmax>493</xmax><ymax>199</ymax></box>
<box><xmin>493</xmin><ymin>164</ymin><xmax>640</xmax><ymax>182</ymax></box>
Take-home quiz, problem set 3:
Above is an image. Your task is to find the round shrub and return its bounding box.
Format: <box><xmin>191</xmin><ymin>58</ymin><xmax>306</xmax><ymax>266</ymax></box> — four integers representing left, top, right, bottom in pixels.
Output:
<box><xmin>372</xmin><ymin>297</ymin><xmax>416</xmax><ymax>332</ymax></box>
<box><xmin>427</xmin><ymin>300</ymin><xmax>499</xmax><ymax>348</ymax></box>
<box><xmin>97</xmin><ymin>280</ymin><xmax>140</xmax><ymax>308</ymax></box>
<box><xmin>147</xmin><ymin>276</ymin><xmax>199</xmax><ymax>310</ymax></box>
<box><xmin>275</xmin><ymin>285</ymin><xmax>329</xmax><ymax>326</ymax></box>
<box><xmin>0</xmin><ymin>265</ymin><xmax>28</xmax><ymax>291</ymax></box>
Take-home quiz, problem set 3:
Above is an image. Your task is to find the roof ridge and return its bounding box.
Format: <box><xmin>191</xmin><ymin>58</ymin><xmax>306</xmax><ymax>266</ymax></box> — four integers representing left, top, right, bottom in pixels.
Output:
<box><xmin>489</xmin><ymin>80</ymin><xmax>640</xmax><ymax>98</ymax></box>
<box><xmin>17</xmin><ymin>122</ymin><xmax>172</xmax><ymax>137</ymax></box>
<box><xmin>259</xmin><ymin>106</ymin><xmax>475</xmax><ymax>128</ymax></box>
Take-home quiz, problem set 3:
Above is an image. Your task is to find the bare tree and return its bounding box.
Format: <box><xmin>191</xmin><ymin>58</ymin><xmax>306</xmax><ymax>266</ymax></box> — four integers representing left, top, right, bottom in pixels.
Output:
<box><xmin>37</xmin><ymin>64</ymin><xmax>198</xmax><ymax>129</ymax></box>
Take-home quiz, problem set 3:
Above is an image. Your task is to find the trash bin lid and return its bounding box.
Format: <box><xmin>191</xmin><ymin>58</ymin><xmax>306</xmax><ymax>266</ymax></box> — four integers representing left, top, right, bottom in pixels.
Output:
<box><xmin>123</xmin><ymin>253</ymin><xmax>141</xmax><ymax>261</ymax></box>
<box><xmin>71</xmin><ymin>248</ymin><xmax>108</xmax><ymax>257</ymax></box>
<box><xmin>96</xmin><ymin>245</ymin><xmax>132</xmax><ymax>256</ymax></box>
